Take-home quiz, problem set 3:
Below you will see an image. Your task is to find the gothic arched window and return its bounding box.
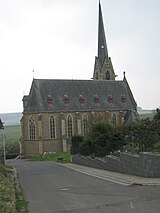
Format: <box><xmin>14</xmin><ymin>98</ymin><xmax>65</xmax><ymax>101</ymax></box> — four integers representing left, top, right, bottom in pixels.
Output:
<box><xmin>29</xmin><ymin>117</ymin><xmax>36</xmax><ymax>140</ymax></box>
<box><xmin>82</xmin><ymin>114</ymin><xmax>88</xmax><ymax>136</ymax></box>
<box><xmin>112</xmin><ymin>114</ymin><xmax>116</xmax><ymax>126</ymax></box>
<box><xmin>67</xmin><ymin>115</ymin><xmax>73</xmax><ymax>138</ymax></box>
<box><xmin>106</xmin><ymin>71</ymin><xmax>110</xmax><ymax>80</ymax></box>
<box><xmin>50</xmin><ymin>116</ymin><xmax>56</xmax><ymax>139</ymax></box>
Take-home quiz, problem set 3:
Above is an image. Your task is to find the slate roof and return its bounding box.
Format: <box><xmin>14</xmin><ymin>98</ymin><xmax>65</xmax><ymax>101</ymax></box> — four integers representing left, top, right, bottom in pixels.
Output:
<box><xmin>24</xmin><ymin>79</ymin><xmax>137</xmax><ymax>113</ymax></box>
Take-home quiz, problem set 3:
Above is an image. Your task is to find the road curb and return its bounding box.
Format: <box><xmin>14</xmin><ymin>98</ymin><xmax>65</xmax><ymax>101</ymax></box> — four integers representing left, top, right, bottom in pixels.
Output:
<box><xmin>60</xmin><ymin>163</ymin><xmax>160</xmax><ymax>186</ymax></box>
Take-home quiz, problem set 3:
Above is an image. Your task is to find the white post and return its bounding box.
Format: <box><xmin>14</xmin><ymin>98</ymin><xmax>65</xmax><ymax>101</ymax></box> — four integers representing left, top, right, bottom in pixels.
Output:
<box><xmin>2</xmin><ymin>130</ymin><xmax>6</xmax><ymax>165</ymax></box>
<box><xmin>0</xmin><ymin>119</ymin><xmax>5</xmax><ymax>164</ymax></box>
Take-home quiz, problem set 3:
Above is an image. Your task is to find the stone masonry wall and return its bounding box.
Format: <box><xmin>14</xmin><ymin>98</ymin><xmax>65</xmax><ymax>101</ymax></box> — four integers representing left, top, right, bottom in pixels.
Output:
<box><xmin>72</xmin><ymin>152</ymin><xmax>160</xmax><ymax>178</ymax></box>
<box><xmin>21</xmin><ymin>110</ymin><xmax>126</xmax><ymax>155</ymax></box>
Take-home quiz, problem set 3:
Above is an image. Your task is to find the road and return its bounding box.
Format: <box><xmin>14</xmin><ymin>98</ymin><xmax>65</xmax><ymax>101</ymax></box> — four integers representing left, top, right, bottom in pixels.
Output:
<box><xmin>7</xmin><ymin>159</ymin><xmax>160</xmax><ymax>213</ymax></box>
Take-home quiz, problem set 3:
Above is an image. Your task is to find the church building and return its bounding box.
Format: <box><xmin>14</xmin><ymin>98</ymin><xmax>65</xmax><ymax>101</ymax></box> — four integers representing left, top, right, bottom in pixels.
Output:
<box><xmin>20</xmin><ymin>2</ymin><xmax>137</xmax><ymax>156</ymax></box>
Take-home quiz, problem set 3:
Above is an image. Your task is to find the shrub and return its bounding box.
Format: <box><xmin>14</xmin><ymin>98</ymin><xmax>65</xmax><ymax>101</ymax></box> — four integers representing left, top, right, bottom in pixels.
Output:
<box><xmin>94</xmin><ymin>145</ymin><xmax>109</xmax><ymax>157</ymax></box>
<box><xmin>71</xmin><ymin>136</ymin><xmax>84</xmax><ymax>155</ymax></box>
<box><xmin>6</xmin><ymin>142</ymin><xmax>20</xmax><ymax>159</ymax></box>
<box><xmin>79</xmin><ymin>145</ymin><xmax>92</xmax><ymax>156</ymax></box>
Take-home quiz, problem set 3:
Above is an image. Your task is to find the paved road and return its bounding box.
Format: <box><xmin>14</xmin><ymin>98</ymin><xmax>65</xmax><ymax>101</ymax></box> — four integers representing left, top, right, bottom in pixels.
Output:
<box><xmin>7</xmin><ymin>159</ymin><xmax>160</xmax><ymax>213</ymax></box>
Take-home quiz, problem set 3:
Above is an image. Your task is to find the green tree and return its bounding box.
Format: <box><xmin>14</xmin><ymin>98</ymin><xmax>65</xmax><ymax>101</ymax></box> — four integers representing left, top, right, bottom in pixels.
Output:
<box><xmin>124</xmin><ymin>108</ymin><xmax>160</xmax><ymax>153</ymax></box>
<box><xmin>79</xmin><ymin>122</ymin><xmax>123</xmax><ymax>156</ymax></box>
<box><xmin>153</xmin><ymin>108</ymin><xmax>160</xmax><ymax>121</ymax></box>
<box><xmin>71</xmin><ymin>136</ymin><xmax>84</xmax><ymax>154</ymax></box>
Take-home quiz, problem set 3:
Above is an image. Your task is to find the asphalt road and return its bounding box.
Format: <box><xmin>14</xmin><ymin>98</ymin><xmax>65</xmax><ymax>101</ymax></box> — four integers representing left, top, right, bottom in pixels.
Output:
<box><xmin>7</xmin><ymin>159</ymin><xmax>160</xmax><ymax>213</ymax></box>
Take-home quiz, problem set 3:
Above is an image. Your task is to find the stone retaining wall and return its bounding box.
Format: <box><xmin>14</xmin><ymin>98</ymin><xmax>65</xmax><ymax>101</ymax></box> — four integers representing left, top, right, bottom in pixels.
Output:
<box><xmin>72</xmin><ymin>152</ymin><xmax>160</xmax><ymax>177</ymax></box>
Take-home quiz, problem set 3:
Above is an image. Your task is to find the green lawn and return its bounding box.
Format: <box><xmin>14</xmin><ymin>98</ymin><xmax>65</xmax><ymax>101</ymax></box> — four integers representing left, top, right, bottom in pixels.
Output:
<box><xmin>29</xmin><ymin>152</ymin><xmax>71</xmax><ymax>163</ymax></box>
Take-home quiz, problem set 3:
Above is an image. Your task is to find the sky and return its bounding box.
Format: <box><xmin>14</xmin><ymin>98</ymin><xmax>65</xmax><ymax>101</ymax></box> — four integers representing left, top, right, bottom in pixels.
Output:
<box><xmin>0</xmin><ymin>0</ymin><xmax>160</xmax><ymax>113</ymax></box>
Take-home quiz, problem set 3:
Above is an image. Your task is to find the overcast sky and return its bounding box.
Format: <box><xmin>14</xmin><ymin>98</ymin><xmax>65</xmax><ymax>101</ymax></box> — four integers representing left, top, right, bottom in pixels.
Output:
<box><xmin>0</xmin><ymin>0</ymin><xmax>160</xmax><ymax>113</ymax></box>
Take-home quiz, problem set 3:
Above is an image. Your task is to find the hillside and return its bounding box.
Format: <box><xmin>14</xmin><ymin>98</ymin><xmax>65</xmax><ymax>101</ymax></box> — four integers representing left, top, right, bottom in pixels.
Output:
<box><xmin>0</xmin><ymin>112</ymin><xmax>22</xmax><ymax>126</ymax></box>
<box><xmin>137</xmin><ymin>108</ymin><xmax>156</xmax><ymax>120</ymax></box>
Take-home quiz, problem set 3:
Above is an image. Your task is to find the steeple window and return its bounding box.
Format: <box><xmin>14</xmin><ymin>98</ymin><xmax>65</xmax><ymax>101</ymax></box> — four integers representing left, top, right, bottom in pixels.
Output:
<box><xmin>106</xmin><ymin>71</ymin><xmax>110</xmax><ymax>80</ymax></box>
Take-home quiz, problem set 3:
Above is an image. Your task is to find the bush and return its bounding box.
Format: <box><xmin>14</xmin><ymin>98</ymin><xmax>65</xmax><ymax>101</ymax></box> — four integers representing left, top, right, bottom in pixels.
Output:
<box><xmin>70</xmin><ymin>147</ymin><xmax>80</xmax><ymax>155</ymax></box>
<box><xmin>71</xmin><ymin>136</ymin><xmax>84</xmax><ymax>155</ymax></box>
<box><xmin>94</xmin><ymin>145</ymin><xmax>109</xmax><ymax>157</ymax></box>
<box><xmin>71</xmin><ymin>136</ymin><xmax>83</xmax><ymax>148</ymax></box>
<box><xmin>6</xmin><ymin>142</ymin><xmax>20</xmax><ymax>159</ymax></box>
<box><xmin>124</xmin><ymin>141</ymin><xmax>139</xmax><ymax>154</ymax></box>
<box><xmin>79</xmin><ymin>145</ymin><xmax>92</xmax><ymax>156</ymax></box>
<box><xmin>72</xmin><ymin>122</ymin><xmax>124</xmax><ymax>157</ymax></box>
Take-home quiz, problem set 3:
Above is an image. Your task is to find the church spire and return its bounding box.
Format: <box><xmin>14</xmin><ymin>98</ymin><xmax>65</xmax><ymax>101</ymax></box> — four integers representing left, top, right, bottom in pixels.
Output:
<box><xmin>93</xmin><ymin>1</ymin><xmax>116</xmax><ymax>81</ymax></box>
<box><xmin>98</xmin><ymin>1</ymin><xmax>108</xmax><ymax>68</ymax></box>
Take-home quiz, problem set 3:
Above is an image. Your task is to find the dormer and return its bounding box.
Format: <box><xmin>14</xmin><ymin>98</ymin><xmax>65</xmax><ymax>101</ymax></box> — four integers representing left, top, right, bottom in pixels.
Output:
<box><xmin>47</xmin><ymin>95</ymin><xmax>53</xmax><ymax>105</ymax></box>
<box><xmin>79</xmin><ymin>95</ymin><xmax>85</xmax><ymax>104</ymax></box>
<box><xmin>121</xmin><ymin>95</ymin><xmax>127</xmax><ymax>103</ymax></box>
<box><xmin>64</xmin><ymin>95</ymin><xmax>69</xmax><ymax>104</ymax></box>
<box><xmin>108</xmin><ymin>95</ymin><xmax>113</xmax><ymax>103</ymax></box>
<box><xmin>94</xmin><ymin>95</ymin><xmax>100</xmax><ymax>104</ymax></box>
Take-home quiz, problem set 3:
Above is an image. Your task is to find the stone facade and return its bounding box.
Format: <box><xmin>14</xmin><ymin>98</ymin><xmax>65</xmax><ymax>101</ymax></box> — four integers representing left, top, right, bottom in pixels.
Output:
<box><xmin>93</xmin><ymin>57</ymin><xmax>116</xmax><ymax>81</ymax></box>
<box><xmin>21</xmin><ymin>110</ymin><xmax>127</xmax><ymax>156</ymax></box>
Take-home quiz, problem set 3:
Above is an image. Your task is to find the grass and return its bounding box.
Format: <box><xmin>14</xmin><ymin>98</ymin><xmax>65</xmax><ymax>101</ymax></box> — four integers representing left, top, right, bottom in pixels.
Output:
<box><xmin>0</xmin><ymin>163</ymin><xmax>28</xmax><ymax>213</ymax></box>
<box><xmin>3</xmin><ymin>125</ymin><xmax>21</xmax><ymax>144</ymax></box>
<box><xmin>15</xmin><ymin>188</ymin><xmax>29</xmax><ymax>212</ymax></box>
<box><xmin>0</xmin><ymin>125</ymin><xmax>21</xmax><ymax>157</ymax></box>
<box><xmin>29</xmin><ymin>152</ymin><xmax>71</xmax><ymax>163</ymax></box>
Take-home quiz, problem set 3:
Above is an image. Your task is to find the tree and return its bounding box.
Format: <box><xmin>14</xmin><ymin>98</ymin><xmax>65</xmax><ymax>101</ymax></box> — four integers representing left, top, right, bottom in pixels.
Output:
<box><xmin>79</xmin><ymin>122</ymin><xmax>123</xmax><ymax>156</ymax></box>
<box><xmin>71</xmin><ymin>136</ymin><xmax>83</xmax><ymax>154</ymax></box>
<box><xmin>153</xmin><ymin>108</ymin><xmax>160</xmax><ymax>122</ymax></box>
<box><xmin>123</xmin><ymin>108</ymin><xmax>160</xmax><ymax>153</ymax></box>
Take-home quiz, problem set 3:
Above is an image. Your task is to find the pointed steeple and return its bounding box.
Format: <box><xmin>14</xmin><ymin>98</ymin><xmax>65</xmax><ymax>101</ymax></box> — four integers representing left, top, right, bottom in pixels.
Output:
<box><xmin>93</xmin><ymin>1</ymin><xmax>116</xmax><ymax>81</ymax></box>
<box><xmin>98</xmin><ymin>1</ymin><xmax>108</xmax><ymax>68</ymax></box>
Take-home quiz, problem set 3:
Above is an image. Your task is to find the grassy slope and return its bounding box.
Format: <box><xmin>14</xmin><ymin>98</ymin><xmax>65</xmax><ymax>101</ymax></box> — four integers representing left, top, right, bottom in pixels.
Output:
<box><xmin>0</xmin><ymin>163</ymin><xmax>28</xmax><ymax>212</ymax></box>
<box><xmin>0</xmin><ymin>125</ymin><xmax>21</xmax><ymax>157</ymax></box>
<box><xmin>139</xmin><ymin>113</ymin><xmax>155</xmax><ymax>120</ymax></box>
<box><xmin>4</xmin><ymin>125</ymin><xmax>21</xmax><ymax>143</ymax></box>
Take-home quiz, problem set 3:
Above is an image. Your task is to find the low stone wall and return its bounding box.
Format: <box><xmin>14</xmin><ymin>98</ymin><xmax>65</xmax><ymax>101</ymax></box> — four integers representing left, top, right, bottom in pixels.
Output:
<box><xmin>72</xmin><ymin>152</ymin><xmax>160</xmax><ymax>178</ymax></box>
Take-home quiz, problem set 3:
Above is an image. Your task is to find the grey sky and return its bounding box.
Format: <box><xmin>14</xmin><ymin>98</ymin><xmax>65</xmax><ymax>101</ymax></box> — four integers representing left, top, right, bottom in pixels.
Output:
<box><xmin>0</xmin><ymin>0</ymin><xmax>160</xmax><ymax>113</ymax></box>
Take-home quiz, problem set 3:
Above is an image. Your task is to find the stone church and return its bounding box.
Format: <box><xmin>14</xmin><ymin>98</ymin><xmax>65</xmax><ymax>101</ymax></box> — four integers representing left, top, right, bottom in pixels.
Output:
<box><xmin>20</xmin><ymin>2</ymin><xmax>137</xmax><ymax>156</ymax></box>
